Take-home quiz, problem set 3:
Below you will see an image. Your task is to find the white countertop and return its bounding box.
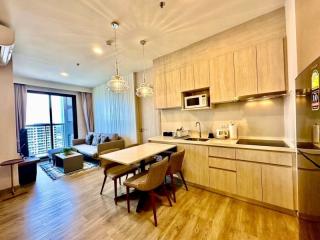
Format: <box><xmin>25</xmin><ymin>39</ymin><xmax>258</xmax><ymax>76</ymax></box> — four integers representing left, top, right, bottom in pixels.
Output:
<box><xmin>149</xmin><ymin>136</ymin><xmax>296</xmax><ymax>153</ymax></box>
<box><xmin>99</xmin><ymin>142</ymin><xmax>177</xmax><ymax>165</ymax></box>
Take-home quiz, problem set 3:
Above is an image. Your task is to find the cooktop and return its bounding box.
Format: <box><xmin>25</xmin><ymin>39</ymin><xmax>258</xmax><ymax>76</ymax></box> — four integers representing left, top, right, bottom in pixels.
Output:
<box><xmin>297</xmin><ymin>142</ymin><xmax>320</xmax><ymax>150</ymax></box>
<box><xmin>237</xmin><ymin>139</ymin><xmax>289</xmax><ymax>148</ymax></box>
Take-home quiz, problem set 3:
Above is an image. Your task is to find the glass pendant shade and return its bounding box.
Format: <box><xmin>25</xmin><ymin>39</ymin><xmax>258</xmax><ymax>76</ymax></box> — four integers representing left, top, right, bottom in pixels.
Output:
<box><xmin>136</xmin><ymin>40</ymin><xmax>153</xmax><ymax>97</ymax></box>
<box><xmin>136</xmin><ymin>81</ymin><xmax>153</xmax><ymax>97</ymax></box>
<box><xmin>106</xmin><ymin>21</ymin><xmax>128</xmax><ymax>93</ymax></box>
<box><xmin>107</xmin><ymin>74</ymin><xmax>129</xmax><ymax>93</ymax></box>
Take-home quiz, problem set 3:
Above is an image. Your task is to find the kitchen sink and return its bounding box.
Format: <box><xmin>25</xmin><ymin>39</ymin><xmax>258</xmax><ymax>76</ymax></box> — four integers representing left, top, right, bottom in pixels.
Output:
<box><xmin>185</xmin><ymin>137</ymin><xmax>209</xmax><ymax>142</ymax></box>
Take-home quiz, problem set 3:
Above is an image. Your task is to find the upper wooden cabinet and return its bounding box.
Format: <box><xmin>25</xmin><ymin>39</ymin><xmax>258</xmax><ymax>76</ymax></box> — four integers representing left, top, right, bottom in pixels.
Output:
<box><xmin>194</xmin><ymin>60</ymin><xmax>210</xmax><ymax>89</ymax></box>
<box><xmin>154</xmin><ymin>69</ymin><xmax>167</xmax><ymax>109</ymax></box>
<box><xmin>234</xmin><ymin>46</ymin><xmax>258</xmax><ymax>97</ymax></box>
<box><xmin>257</xmin><ymin>38</ymin><xmax>286</xmax><ymax>94</ymax></box>
<box><xmin>165</xmin><ymin>69</ymin><xmax>182</xmax><ymax>108</ymax></box>
<box><xmin>180</xmin><ymin>64</ymin><xmax>194</xmax><ymax>92</ymax></box>
<box><xmin>210</xmin><ymin>53</ymin><xmax>236</xmax><ymax>103</ymax></box>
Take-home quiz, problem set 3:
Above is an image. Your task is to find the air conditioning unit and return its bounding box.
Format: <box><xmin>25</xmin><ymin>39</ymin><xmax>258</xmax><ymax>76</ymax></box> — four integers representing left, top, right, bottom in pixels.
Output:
<box><xmin>0</xmin><ymin>25</ymin><xmax>14</xmax><ymax>66</ymax></box>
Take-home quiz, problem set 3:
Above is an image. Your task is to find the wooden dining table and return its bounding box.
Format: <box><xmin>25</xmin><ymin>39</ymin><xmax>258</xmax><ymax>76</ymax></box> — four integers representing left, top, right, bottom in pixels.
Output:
<box><xmin>99</xmin><ymin>142</ymin><xmax>177</xmax><ymax>170</ymax></box>
<box><xmin>99</xmin><ymin>142</ymin><xmax>177</xmax><ymax>211</ymax></box>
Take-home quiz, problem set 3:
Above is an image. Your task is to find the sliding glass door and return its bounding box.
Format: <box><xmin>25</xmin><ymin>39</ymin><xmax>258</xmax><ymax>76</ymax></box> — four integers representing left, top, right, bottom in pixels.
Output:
<box><xmin>26</xmin><ymin>91</ymin><xmax>78</xmax><ymax>157</ymax></box>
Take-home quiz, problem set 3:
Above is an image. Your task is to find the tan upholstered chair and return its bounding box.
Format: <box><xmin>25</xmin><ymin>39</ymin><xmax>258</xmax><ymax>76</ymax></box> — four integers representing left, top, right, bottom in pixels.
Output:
<box><xmin>167</xmin><ymin>150</ymin><xmax>188</xmax><ymax>202</ymax></box>
<box><xmin>99</xmin><ymin>150</ymin><xmax>138</xmax><ymax>205</ymax></box>
<box><xmin>124</xmin><ymin>158</ymin><xmax>172</xmax><ymax>227</ymax></box>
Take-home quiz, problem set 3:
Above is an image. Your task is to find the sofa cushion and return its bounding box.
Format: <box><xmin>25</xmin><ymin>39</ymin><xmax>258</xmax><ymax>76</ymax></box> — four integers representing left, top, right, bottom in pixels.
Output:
<box><xmin>91</xmin><ymin>133</ymin><xmax>101</xmax><ymax>146</ymax></box>
<box><xmin>85</xmin><ymin>133</ymin><xmax>94</xmax><ymax>145</ymax></box>
<box><xmin>100</xmin><ymin>134</ymin><xmax>110</xmax><ymax>144</ymax></box>
<box><xmin>72</xmin><ymin>144</ymin><xmax>97</xmax><ymax>158</ymax></box>
<box><xmin>111</xmin><ymin>133</ymin><xmax>120</xmax><ymax>141</ymax></box>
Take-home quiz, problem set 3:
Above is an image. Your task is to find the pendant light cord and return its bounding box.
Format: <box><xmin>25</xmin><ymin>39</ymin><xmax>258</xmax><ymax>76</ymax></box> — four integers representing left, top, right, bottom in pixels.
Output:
<box><xmin>114</xmin><ymin>26</ymin><xmax>119</xmax><ymax>76</ymax></box>
<box><xmin>142</xmin><ymin>43</ymin><xmax>146</xmax><ymax>84</ymax></box>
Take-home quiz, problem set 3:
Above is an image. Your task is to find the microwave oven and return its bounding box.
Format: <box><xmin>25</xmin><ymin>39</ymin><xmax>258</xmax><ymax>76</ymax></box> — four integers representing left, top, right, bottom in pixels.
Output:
<box><xmin>184</xmin><ymin>94</ymin><xmax>209</xmax><ymax>109</ymax></box>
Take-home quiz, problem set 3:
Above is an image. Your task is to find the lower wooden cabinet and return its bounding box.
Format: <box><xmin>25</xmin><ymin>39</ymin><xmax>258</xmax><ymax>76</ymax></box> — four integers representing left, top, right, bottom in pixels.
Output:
<box><xmin>178</xmin><ymin>144</ymin><xmax>209</xmax><ymax>187</ymax></box>
<box><xmin>209</xmin><ymin>168</ymin><xmax>236</xmax><ymax>194</ymax></box>
<box><xmin>236</xmin><ymin>161</ymin><xmax>262</xmax><ymax>201</ymax></box>
<box><xmin>262</xmin><ymin>165</ymin><xmax>294</xmax><ymax>209</ymax></box>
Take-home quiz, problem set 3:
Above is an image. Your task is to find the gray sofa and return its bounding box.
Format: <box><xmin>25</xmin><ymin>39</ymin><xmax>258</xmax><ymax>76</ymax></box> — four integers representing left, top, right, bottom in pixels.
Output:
<box><xmin>72</xmin><ymin>133</ymin><xmax>125</xmax><ymax>160</ymax></box>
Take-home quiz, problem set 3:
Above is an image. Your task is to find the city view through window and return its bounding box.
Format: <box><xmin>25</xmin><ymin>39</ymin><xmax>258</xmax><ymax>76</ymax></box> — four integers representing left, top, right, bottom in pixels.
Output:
<box><xmin>26</xmin><ymin>92</ymin><xmax>75</xmax><ymax>157</ymax></box>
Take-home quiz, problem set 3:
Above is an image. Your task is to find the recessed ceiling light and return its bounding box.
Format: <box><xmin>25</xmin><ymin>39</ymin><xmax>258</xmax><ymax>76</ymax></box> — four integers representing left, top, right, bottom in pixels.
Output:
<box><xmin>93</xmin><ymin>47</ymin><xmax>103</xmax><ymax>55</ymax></box>
<box><xmin>60</xmin><ymin>72</ymin><xmax>69</xmax><ymax>77</ymax></box>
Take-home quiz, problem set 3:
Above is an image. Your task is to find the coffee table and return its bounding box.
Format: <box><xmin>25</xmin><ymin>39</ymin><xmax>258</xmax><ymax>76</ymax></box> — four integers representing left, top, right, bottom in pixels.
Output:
<box><xmin>55</xmin><ymin>151</ymin><xmax>83</xmax><ymax>173</ymax></box>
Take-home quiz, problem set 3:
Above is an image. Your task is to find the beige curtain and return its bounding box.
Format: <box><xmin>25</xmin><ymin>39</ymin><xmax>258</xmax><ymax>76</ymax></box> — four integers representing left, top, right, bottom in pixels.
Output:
<box><xmin>80</xmin><ymin>92</ymin><xmax>94</xmax><ymax>133</ymax></box>
<box><xmin>14</xmin><ymin>84</ymin><xmax>27</xmax><ymax>152</ymax></box>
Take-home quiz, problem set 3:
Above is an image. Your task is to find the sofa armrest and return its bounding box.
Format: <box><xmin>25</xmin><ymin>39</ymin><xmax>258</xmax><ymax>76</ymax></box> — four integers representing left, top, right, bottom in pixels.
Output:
<box><xmin>97</xmin><ymin>139</ymin><xmax>125</xmax><ymax>155</ymax></box>
<box><xmin>72</xmin><ymin>138</ymin><xmax>85</xmax><ymax>146</ymax></box>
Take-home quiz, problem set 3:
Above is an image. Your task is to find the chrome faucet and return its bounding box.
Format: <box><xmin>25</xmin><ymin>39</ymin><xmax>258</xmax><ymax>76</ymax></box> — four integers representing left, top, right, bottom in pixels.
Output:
<box><xmin>195</xmin><ymin>122</ymin><xmax>202</xmax><ymax>139</ymax></box>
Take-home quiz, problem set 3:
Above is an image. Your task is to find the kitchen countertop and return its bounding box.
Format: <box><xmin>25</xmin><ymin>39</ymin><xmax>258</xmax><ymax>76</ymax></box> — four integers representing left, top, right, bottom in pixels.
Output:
<box><xmin>149</xmin><ymin>136</ymin><xmax>296</xmax><ymax>153</ymax></box>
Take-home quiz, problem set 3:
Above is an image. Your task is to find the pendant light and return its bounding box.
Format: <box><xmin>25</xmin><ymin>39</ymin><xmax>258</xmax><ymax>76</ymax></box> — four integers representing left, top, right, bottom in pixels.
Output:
<box><xmin>106</xmin><ymin>21</ymin><xmax>129</xmax><ymax>93</ymax></box>
<box><xmin>136</xmin><ymin>40</ymin><xmax>153</xmax><ymax>97</ymax></box>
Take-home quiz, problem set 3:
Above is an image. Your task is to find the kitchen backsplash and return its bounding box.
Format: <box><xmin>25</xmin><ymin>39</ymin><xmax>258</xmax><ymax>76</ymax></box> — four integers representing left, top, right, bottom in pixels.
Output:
<box><xmin>161</xmin><ymin>97</ymin><xmax>285</xmax><ymax>138</ymax></box>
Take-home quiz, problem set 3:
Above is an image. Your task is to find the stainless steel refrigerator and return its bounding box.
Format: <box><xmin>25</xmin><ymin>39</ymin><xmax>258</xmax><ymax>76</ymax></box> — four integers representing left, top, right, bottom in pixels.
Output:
<box><xmin>296</xmin><ymin>56</ymin><xmax>320</xmax><ymax>221</ymax></box>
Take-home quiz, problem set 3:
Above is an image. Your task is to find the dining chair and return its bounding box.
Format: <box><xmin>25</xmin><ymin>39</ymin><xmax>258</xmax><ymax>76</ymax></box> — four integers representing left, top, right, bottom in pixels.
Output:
<box><xmin>99</xmin><ymin>151</ymin><xmax>138</xmax><ymax>205</ymax></box>
<box><xmin>166</xmin><ymin>150</ymin><xmax>188</xmax><ymax>203</ymax></box>
<box><xmin>124</xmin><ymin>158</ymin><xmax>172</xmax><ymax>227</ymax></box>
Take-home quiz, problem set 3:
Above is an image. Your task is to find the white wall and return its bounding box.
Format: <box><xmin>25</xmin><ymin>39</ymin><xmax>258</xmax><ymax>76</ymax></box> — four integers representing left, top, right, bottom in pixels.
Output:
<box><xmin>93</xmin><ymin>74</ymin><xmax>138</xmax><ymax>146</ymax></box>
<box><xmin>296</xmin><ymin>0</ymin><xmax>320</xmax><ymax>73</ymax></box>
<box><xmin>0</xmin><ymin>62</ymin><xmax>20</xmax><ymax>190</ymax></box>
<box><xmin>283</xmin><ymin>0</ymin><xmax>298</xmax><ymax>147</ymax></box>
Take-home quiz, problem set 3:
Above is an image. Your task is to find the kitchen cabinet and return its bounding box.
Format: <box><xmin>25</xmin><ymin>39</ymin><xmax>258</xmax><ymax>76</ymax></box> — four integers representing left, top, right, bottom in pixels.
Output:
<box><xmin>210</xmin><ymin>53</ymin><xmax>236</xmax><ymax>103</ymax></box>
<box><xmin>165</xmin><ymin>69</ymin><xmax>182</xmax><ymax>108</ymax></box>
<box><xmin>236</xmin><ymin>161</ymin><xmax>262</xmax><ymax>201</ymax></box>
<box><xmin>234</xmin><ymin>46</ymin><xmax>258</xmax><ymax>97</ymax></box>
<box><xmin>209</xmin><ymin>168</ymin><xmax>236</xmax><ymax>194</ymax></box>
<box><xmin>154</xmin><ymin>69</ymin><xmax>167</xmax><ymax>109</ymax></box>
<box><xmin>208</xmin><ymin>157</ymin><xmax>236</xmax><ymax>171</ymax></box>
<box><xmin>236</xmin><ymin>149</ymin><xmax>293</xmax><ymax>166</ymax></box>
<box><xmin>257</xmin><ymin>38</ymin><xmax>286</xmax><ymax>94</ymax></box>
<box><xmin>178</xmin><ymin>144</ymin><xmax>209</xmax><ymax>187</ymax></box>
<box><xmin>180</xmin><ymin>64</ymin><xmax>194</xmax><ymax>92</ymax></box>
<box><xmin>209</xmin><ymin>146</ymin><xmax>236</xmax><ymax>159</ymax></box>
<box><xmin>194</xmin><ymin>60</ymin><xmax>210</xmax><ymax>89</ymax></box>
<box><xmin>262</xmin><ymin>165</ymin><xmax>294</xmax><ymax>209</ymax></box>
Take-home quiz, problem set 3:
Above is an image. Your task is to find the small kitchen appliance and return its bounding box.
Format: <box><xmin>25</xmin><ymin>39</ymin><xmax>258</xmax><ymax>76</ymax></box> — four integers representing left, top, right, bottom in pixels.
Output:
<box><xmin>215</xmin><ymin>129</ymin><xmax>229</xmax><ymax>139</ymax></box>
<box><xmin>184</xmin><ymin>94</ymin><xmax>209</xmax><ymax>109</ymax></box>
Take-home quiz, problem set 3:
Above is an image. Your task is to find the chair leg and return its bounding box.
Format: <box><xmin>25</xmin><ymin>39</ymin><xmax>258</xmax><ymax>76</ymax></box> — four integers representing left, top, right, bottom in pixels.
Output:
<box><xmin>162</xmin><ymin>184</ymin><xmax>172</xmax><ymax>207</ymax></box>
<box><xmin>119</xmin><ymin>177</ymin><xmax>122</xmax><ymax>185</ymax></box>
<box><xmin>114</xmin><ymin>179</ymin><xmax>118</xmax><ymax>205</ymax></box>
<box><xmin>150</xmin><ymin>190</ymin><xmax>157</xmax><ymax>227</ymax></box>
<box><xmin>126</xmin><ymin>186</ymin><xmax>130</xmax><ymax>213</ymax></box>
<box><xmin>100</xmin><ymin>175</ymin><xmax>107</xmax><ymax>195</ymax></box>
<box><xmin>170</xmin><ymin>173</ymin><xmax>176</xmax><ymax>202</ymax></box>
<box><xmin>179</xmin><ymin>171</ymin><xmax>188</xmax><ymax>191</ymax></box>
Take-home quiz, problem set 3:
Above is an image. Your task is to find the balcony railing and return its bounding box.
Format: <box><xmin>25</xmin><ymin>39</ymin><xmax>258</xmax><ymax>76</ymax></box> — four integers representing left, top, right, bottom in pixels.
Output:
<box><xmin>26</xmin><ymin>123</ymin><xmax>66</xmax><ymax>157</ymax></box>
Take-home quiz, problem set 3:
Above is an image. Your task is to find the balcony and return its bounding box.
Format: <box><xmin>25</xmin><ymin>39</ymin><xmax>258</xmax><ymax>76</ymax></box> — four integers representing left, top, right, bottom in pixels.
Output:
<box><xmin>26</xmin><ymin>123</ymin><xmax>72</xmax><ymax>157</ymax></box>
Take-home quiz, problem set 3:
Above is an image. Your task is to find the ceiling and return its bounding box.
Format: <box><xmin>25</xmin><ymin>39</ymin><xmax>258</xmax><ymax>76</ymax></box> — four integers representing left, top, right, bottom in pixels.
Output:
<box><xmin>0</xmin><ymin>0</ymin><xmax>284</xmax><ymax>88</ymax></box>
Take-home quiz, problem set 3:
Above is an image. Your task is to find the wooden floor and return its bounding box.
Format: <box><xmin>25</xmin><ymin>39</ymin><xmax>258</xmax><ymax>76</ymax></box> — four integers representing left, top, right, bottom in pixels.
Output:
<box><xmin>0</xmin><ymin>165</ymin><xmax>319</xmax><ymax>240</ymax></box>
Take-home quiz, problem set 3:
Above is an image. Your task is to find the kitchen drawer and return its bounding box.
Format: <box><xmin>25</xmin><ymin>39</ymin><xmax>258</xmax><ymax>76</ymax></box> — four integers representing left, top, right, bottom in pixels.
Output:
<box><xmin>209</xmin><ymin>146</ymin><xmax>235</xmax><ymax>159</ymax></box>
<box><xmin>209</xmin><ymin>168</ymin><xmax>236</xmax><ymax>194</ymax></box>
<box><xmin>208</xmin><ymin>157</ymin><xmax>236</xmax><ymax>171</ymax></box>
<box><xmin>236</xmin><ymin>149</ymin><xmax>293</xmax><ymax>166</ymax></box>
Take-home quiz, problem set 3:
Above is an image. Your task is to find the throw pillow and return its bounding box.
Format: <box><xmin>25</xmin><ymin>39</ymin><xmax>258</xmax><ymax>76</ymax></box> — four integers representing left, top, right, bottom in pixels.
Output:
<box><xmin>91</xmin><ymin>133</ymin><xmax>101</xmax><ymax>146</ymax></box>
<box><xmin>111</xmin><ymin>133</ymin><xmax>119</xmax><ymax>141</ymax></box>
<box><xmin>100</xmin><ymin>135</ymin><xmax>110</xmax><ymax>144</ymax></box>
<box><xmin>85</xmin><ymin>133</ymin><xmax>94</xmax><ymax>145</ymax></box>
